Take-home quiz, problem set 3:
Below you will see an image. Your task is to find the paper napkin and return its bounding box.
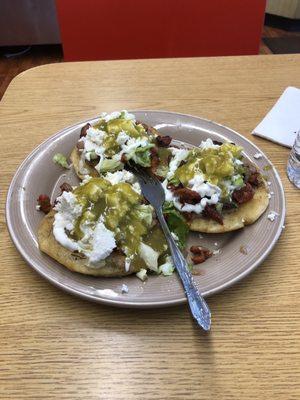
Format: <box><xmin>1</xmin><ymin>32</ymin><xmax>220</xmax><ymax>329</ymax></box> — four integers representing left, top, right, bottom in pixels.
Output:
<box><xmin>252</xmin><ymin>86</ymin><xmax>300</xmax><ymax>148</ymax></box>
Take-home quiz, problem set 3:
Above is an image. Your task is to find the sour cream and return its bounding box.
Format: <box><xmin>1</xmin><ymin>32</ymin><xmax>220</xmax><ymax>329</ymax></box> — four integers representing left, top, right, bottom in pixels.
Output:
<box><xmin>53</xmin><ymin>191</ymin><xmax>116</xmax><ymax>265</ymax></box>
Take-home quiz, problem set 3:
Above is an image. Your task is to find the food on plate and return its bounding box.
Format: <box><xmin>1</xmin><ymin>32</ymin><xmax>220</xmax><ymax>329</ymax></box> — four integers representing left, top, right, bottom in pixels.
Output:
<box><xmin>37</xmin><ymin>194</ymin><xmax>52</xmax><ymax>214</ymax></box>
<box><xmin>70</xmin><ymin>110</ymin><xmax>268</xmax><ymax>233</ymax></box>
<box><xmin>37</xmin><ymin>171</ymin><xmax>185</xmax><ymax>277</ymax></box>
<box><xmin>53</xmin><ymin>153</ymin><xmax>70</xmax><ymax>169</ymax></box>
<box><xmin>190</xmin><ymin>246</ymin><xmax>212</xmax><ymax>265</ymax></box>
<box><xmin>37</xmin><ymin>110</ymin><xmax>270</xmax><ymax>278</ymax></box>
<box><xmin>71</xmin><ymin>110</ymin><xmax>172</xmax><ymax>180</ymax></box>
<box><xmin>161</xmin><ymin>139</ymin><xmax>269</xmax><ymax>233</ymax></box>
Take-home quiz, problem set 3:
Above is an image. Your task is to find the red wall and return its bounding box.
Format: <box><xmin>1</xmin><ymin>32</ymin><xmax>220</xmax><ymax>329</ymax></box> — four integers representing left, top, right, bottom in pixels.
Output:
<box><xmin>56</xmin><ymin>0</ymin><xmax>266</xmax><ymax>61</ymax></box>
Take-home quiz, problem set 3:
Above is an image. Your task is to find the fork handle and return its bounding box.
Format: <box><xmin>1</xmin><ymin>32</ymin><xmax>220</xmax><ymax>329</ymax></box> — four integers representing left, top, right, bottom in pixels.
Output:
<box><xmin>156</xmin><ymin>208</ymin><xmax>211</xmax><ymax>331</ymax></box>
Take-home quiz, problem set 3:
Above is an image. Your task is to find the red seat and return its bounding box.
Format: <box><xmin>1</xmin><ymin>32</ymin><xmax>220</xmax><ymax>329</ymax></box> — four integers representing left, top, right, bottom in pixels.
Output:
<box><xmin>56</xmin><ymin>0</ymin><xmax>266</xmax><ymax>61</ymax></box>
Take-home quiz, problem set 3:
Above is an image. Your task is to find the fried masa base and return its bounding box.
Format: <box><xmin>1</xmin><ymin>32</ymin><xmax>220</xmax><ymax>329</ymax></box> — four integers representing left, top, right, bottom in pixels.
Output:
<box><xmin>71</xmin><ymin>148</ymin><xmax>269</xmax><ymax>233</ymax></box>
<box><xmin>37</xmin><ymin>210</ymin><xmax>141</xmax><ymax>277</ymax></box>
<box><xmin>188</xmin><ymin>182</ymin><xmax>269</xmax><ymax>233</ymax></box>
<box><xmin>70</xmin><ymin>148</ymin><xmax>98</xmax><ymax>180</ymax></box>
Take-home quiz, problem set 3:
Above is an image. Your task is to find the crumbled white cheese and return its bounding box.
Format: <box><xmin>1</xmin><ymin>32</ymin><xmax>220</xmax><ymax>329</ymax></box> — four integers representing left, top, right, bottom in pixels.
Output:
<box><xmin>267</xmin><ymin>211</ymin><xmax>278</xmax><ymax>222</ymax></box>
<box><xmin>158</xmin><ymin>256</ymin><xmax>175</xmax><ymax>276</ymax></box>
<box><xmin>136</xmin><ymin>269</ymin><xmax>148</xmax><ymax>281</ymax></box>
<box><xmin>212</xmin><ymin>249</ymin><xmax>221</xmax><ymax>255</ymax></box>
<box><xmin>234</xmin><ymin>159</ymin><xmax>244</xmax><ymax>166</ymax></box>
<box><xmin>100</xmin><ymin>110</ymin><xmax>135</xmax><ymax>122</ymax></box>
<box><xmin>139</xmin><ymin>243</ymin><xmax>159</xmax><ymax>272</ymax></box>
<box><xmin>166</xmin><ymin>147</ymin><xmax>189</xmax><ymax>179</ymax></box>
<box><xmin>199</xmin><ymin>138</ymin><xmax>220</xmax><ymax>150</ymax></box>
<box><xmin>253</xmin><ymin>152</ymin><xmax>263</xmax><ymax>159</ymax></box>
<box><xmin>162</xmin><ymin>175</ymin><xmax>221</xmax><ymax>215</ymax></box>
<box><xmin>105</xmin><ymin>170</ymin><xmax>141</xmax><ymax>194</ymax></box>
<box><xmin>81</xmin><ymin>127</ymin><xmax>106</xmax><ymax>161</ymax></box>
<box><xmin>190</xmin><ymin>174</ymin><xmax>220</xmax><ymax>201</ymax></box>
<box><xmin>89</xmin><ymin>221</ymin><xmax>116</xmax><ymax>263</ymax></box>
<box><xmin>121</xmin><ymin>284</ymin><xmax>129</xmax><ymax>294</ymax></box>
<box><xmin>119</xmin><ymin>137</ymin><xmax>149</xmax><ymax>160</ymax></box>
<box><xmin>116</xmin><ymin>131</ymin><xmax>130</xmax><ymax>146</ymax></box>
<box><xmin>105</xmin><ymin>170</ymin><xmax>134</xmax><ymax>185</ymax></box>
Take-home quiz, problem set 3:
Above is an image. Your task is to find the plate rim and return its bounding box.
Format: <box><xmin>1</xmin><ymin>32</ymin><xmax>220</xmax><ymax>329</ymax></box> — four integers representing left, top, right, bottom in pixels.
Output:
<box><xmin>5</xmin><ymin>110</ymin><xmax>286</xmax><ymax>308</ymax></box>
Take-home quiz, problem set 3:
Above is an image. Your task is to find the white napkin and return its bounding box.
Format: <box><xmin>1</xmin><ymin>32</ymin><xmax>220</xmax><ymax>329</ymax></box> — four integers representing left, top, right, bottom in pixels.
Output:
<box><xmin>252</xmin><ymin>86</ymin><xmax>300</xmax><ymax>148</ymax></box>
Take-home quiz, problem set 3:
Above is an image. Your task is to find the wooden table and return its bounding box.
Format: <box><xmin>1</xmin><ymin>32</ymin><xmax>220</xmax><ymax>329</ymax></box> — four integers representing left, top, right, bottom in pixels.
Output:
<box><xmin>0</xmin><ymin>55</ymin><xmax>299</xmax><ymax>399</ymax></box>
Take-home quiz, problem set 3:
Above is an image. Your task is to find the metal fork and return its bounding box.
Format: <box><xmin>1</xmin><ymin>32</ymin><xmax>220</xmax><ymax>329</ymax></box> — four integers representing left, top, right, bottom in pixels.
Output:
<box><xmin>130</xmin><ymin>166</ymin><xmax>211</xmax><ymax>331</ymax></box>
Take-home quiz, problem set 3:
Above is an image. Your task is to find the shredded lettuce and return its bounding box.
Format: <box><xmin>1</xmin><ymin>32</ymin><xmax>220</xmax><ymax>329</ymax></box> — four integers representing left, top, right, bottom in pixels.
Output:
<box><xmin>158</xmin><ymin>256</ymin><xmax>175</xmax><ymax>276</ymax></box>
<box><xmin>97</xmin><ymin>158</ymin><xmax>123</xmax><ymax>173</ymax></box>
<box><xmin>156</xmin><ymin>164</ymin><xmax>169</xmax><ymax>178</ymax></box>
<box><xmin>133</xmin><ymin>204</ymin><xmax>153</xmax><ymax>227</ymax></box>
<box><xmin>168</xmin><ymin>175</ymin><xmax>180</xmax><ymax>186</ymax></box>
<box><xmin>129</xmin><ymin>145</ymin><xmax>154</xmax><ymax>167</ymax></box>
<box><xmin>139</xmin><ymin>243</ymin><xmax>159</xmax><ymax>272</ymax></box>
<box><xmin>162</xmin><ymin>202</ymin><xmax>189</xmax><ymax>249</ymax></box>
<box><xmin>53</xmin><ymin>153</ymin><xmax>69</xmax><ymax>169</ymax></box>
<box><xmin>232</xmin><ymin>174</ymin><xmax>244</xmax><ymax>188</ymax></box>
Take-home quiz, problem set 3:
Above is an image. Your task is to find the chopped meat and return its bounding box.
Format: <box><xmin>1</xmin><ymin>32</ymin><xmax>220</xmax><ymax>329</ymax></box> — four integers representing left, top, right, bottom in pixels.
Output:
<box><xmin>247</xmin><ymin>171</ymin><xmax>260</xmax><ymax>187</ymax></box>
<box><xmin>202</xmin><ymin>204</ymin><xmax>223</xmax><ymax>225</ymax></box>
<box><xmin>191</xmin><ymin>246</ymin><xmax>212</xmax><ymax>265</ymax></box>
<box><xmin>60</xmin><ymin>182</ymin><xmax>73</xmax><ymax>193</ymax></box>
<box><xmin>156</xmin><ymin>135</ymin><xmax>172</xmax><ymax>147</ymax></box>
<box><xmin>37</xmin><ymin>194</ymin><xmax>52</xmax><ymax>214</ymax></box>
<box><xmin>150</xmin><ymin>147</ymin><xmax>159</xmax><ymax>173</ymax></box>
<box><xmin>244</xmin><ymin>164</ymin><xmax>260</xmax><ymax>187</ymax></box>
<box><xmin>191</xmin><ymin>245</ymin><xmax>212</xmax><ymax>265</ymax></box>
<box><xmin>191</xmin><ymin>254</ymin><xmax>206</xmax><ymax>264</ymax></box>
<box><xmin>232</xmin><ymin>182</ymin><xmax>254</xmax><ymax>204</ymax></box>
<box><xmin>222</xmin><ymin>202</ymin><xmax>237</xmax><ymax>210</ymax></box>
<box><xmin>80</xmin><ymin>123</ymin><xmax>91</xmax><ymax>138</ymax></box>
<box><xmin>190</xmin><ymin>246</ymin><xmax>212</xmax><ymax>258</ymax></box>
<box><xmin>173</xmin><ymin>187</ymin><xmax>201</xmax><ymax>205</ymax></box>
<box><xmin>76</xmin><ymin>141</ymin><xmax>84</xmax><ymax>150</ymax></box>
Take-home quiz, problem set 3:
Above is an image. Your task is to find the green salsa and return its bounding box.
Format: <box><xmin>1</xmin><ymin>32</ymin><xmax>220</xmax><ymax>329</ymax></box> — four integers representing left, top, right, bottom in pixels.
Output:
<box><xmin>93</xmin><ymin>117</ymin><xmax>150</xmax><ymax>158</ymax></box>
<box><xmin>173</xmin><ymin>143</ymin><xmax>243</xmax><ymax>186</ymax></box>
<box><xmin>73</xmin><ymin>177</ymin><xmax>167</xmax><ymax>269</ymax></box>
